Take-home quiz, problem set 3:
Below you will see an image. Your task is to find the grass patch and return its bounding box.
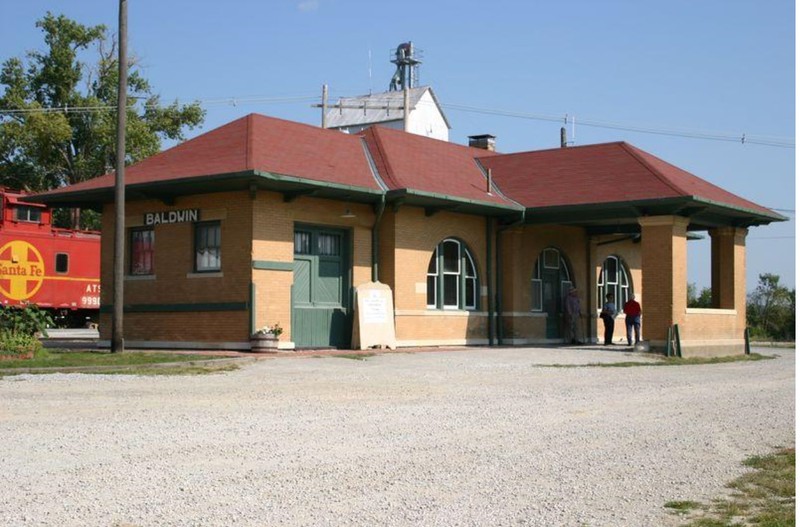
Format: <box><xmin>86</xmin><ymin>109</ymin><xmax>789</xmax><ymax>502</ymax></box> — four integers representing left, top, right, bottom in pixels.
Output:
<box><xmin>0</xmin><ymin>349</ymin><xmax>237</xmax><ymax>375</ymax></box>
<box><xmin>545</xmin><ymin>353</ymin><xmax>773</xmax><ymax>368</ymax></box>
<box><xmin>667</xmin><ymin>447</ymin><xmax>795</xmax><ymax>526</ymax></box>
<box><xmin>333</xmin><ymin>353</ymin><xmax>376</xmax><ymax>361</ymax></box>
<box><xmin>665</xmin><ymin>501</ymin><xmax>703</xmax><ymax>513</ymax></box>
<box><xmin>91</xmin><ymin>363</ymin><xmax>241</xmax><ymax>376</ymax></box>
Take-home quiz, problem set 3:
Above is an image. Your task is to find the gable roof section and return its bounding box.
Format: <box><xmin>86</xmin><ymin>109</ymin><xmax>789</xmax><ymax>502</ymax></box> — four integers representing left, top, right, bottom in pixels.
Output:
<box><xmin>325</xmin><ymin>86</ymin><xmax>451</xmax><ymax>130</ymax></box>
<box><xmin>481</xmin><ymin>141</ymin><xmax>781</xmax><ymax>222</ymax></box>
<box><xmin>359</xmin><ymin>125</ymin><xmax>520</xmax><ymax>211</ymax></box>
<box><xmin>33</xmin><ymin>114</ymin><xmax>383</xmax><ymax>205</ymax></box>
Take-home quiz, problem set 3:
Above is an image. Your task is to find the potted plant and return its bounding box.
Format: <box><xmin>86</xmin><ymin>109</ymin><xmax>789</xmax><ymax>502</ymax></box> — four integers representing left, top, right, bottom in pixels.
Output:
<box><xmin>250</xmin><ymin>323</ymin><xmax>282</xmax><ymax>352</ymax></box>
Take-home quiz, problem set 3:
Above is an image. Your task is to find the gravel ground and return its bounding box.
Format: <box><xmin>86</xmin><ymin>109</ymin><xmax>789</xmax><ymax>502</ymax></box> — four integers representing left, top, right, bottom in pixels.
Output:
<box><xmin>0</xmin><ymin>346</ymin><xmax>794</xmax><ymax>527</ymax></box>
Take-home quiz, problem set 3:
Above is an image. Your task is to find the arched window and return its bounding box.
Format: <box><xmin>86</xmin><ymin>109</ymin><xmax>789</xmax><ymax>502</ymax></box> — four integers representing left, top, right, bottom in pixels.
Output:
<box><xmin>597</xmin><ymin>255</ymin><xmax>632</xmax><ymax>310</ymax></box>
<box><xmin>426</xmin><ymin>239</ymin><xmax>478</xmax><ymax>310</ymax></box>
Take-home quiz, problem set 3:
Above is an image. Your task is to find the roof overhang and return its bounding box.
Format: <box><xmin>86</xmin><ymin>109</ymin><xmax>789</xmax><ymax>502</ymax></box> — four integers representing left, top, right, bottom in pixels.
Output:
<box><xmin>524</xmin><ymin>196</ymin><xmax>786</xmax><ymax>235</ymax></box>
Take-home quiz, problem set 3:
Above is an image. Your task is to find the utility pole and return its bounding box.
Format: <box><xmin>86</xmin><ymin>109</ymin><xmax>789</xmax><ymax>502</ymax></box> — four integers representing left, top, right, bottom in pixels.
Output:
<box><xmin>403</xmin><ymin>86</ymin><xmax>409</xmax><ymax>132</ymax></box>
<box><xmin>321</xmin><ymin>84</ymin><xmax>328</xmax><ymax>129</ymax></box>
<box><xmin>112</xmin><ymin>0</ymin><xmax>127</xmax><ymax>353</ymax></box>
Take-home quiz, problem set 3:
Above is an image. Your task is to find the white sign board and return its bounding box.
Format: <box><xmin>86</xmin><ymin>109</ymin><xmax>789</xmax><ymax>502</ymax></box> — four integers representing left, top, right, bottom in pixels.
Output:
<box><xmin>352</xmin><ymin>281</ymin><xmax>396</xmax><ymax>350</ymax></box>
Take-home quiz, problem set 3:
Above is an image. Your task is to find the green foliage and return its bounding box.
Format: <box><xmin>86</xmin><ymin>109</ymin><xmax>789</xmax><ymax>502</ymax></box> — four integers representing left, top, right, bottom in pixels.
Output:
<box><xmin>747</xmin><ymin>274</ymin><xmax>795</xmax><ymax>342</ymax></box>
<box><xmin>664</xmin><ymin>500</ymin><xmax>702</xmax><ymax>513</ymax></box>
<box><xmin>0</xmin><ymin>303</ymin><xmax>53</xmax><ymax>337</ymax></box>
<box><xmin>687</xmin><ymin>282</ymin><xmax>713</xmax><ymax>308</ymax></box>
<box><xmin>0</xmin><ymin>331</ymin><xmax>43</xmax><ymax>357</ymax></box>
<box><xmin>0</xmin><ymin>12</ymin><xmax>205</xmax><ymax>228</ymax></box>
<box><xmin>671</xmin><ymin>448</ymin><xmax>795</xmax><ymax>527</ymax></box>
<box><xmin>0</xmin><ymin>351</ymin><xmax>236</xmax><ymax>375</ymax></box>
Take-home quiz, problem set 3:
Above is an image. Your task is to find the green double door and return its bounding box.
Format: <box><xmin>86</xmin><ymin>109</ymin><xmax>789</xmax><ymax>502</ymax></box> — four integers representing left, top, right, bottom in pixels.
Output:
<box><xmin>292</xmin><ymin>225</ymin><xmax>351</xmax><ymax>348</ymax></box>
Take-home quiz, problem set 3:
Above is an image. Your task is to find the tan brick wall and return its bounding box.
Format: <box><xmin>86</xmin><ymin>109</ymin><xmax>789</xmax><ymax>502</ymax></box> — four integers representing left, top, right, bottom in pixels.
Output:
<box><xmin>378</xmin><ymin>209</ymin><xmax>396</xmax><ymax>290</ymax></box>
<box><xmin>498</xmin><ymin>224</ymin><xmax>588</xmax><ymax>341</ymax></box>
<box><xmin>251</xmin><ymin>192</ymin><xmax>375</xmax><ymax>344</ymax></box>
<box><xmin>390</xmin><ymin>207</ymin><xmax>489</xmax><ymax>343</ymax></box>
<box><xmin>639</xmin><ymin>216</ymin><xmax>689</xmax><ymax>343</ymax></box>
<box><xmin>501</xmin><ymin>314</ymin><xmax>547</xmax><ymax>340</ymax></box>
<box><xmin>111</xmin><ymin>312</ymin><xmax>248</xmax><ymax>343</ymax></box>
<box><xmin>395</xmin><ymin>313</ymin><xmax>488</xmax><ymax>345</ymax></box>
<box><xmin>99</xmin><ymin>192</ymin><xmax>253</xmax><ymax>343</ymax></box>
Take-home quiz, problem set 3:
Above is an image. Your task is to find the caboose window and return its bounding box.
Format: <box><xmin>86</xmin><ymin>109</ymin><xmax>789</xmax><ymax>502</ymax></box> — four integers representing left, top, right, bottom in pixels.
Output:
<box><xmin>55</xmin><ymin>253</ymin><xmax>69</xmax><ymax>274</ymax></box>
<box><xmin>194</xmin><ymin>221</ymin><xmax>221</xmax><ymax>272</ymax></box>
<box><xmin>130</xmin><ymin>228</ymin><xmax>155</xmax><ymax>275</ymax></box>
<box><xmin>16</xmin><ymin>206</ymin><xmax>41</xmax><ymax>223</ymax></box>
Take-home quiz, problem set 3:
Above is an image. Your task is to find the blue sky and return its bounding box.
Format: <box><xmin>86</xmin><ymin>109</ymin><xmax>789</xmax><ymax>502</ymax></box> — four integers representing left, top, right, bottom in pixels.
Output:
<box><xmin>0</xmin><ymin>0</ymin><xmax>795</xmax><ymax>290</ymax></box>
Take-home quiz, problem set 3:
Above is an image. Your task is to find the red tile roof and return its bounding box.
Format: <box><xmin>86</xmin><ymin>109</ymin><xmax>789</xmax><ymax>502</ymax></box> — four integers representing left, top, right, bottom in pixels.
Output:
<box><xmin>33</xmin><ymin>113</ymin><xmax>777</xmax><ymax>222</ymax></box>
<box><xmin>480</xmin><ymin>141</ymin><xmax>775</xmax><ymax>215</ymax></box>
<box><xmin>359</xmin><ymin>126</ymin><xmax>516</xmax><ymax>207</ymax></box>
<box><xmin>35</xmin><ymin>114</ymin><xmax>383</xmax><ymax>196</ymax></box>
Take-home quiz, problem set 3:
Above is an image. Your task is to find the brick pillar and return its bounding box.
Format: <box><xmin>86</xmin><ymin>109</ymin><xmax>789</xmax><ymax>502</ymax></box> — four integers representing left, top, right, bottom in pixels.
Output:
<box><xmin>638</xmin><ymin>216</ymin><xmax>690</xmax><ymax>345</ymax></box>
<box><xmin>710</xmin><ymin>227</ymin><xmax>747</xmax><ymax>324</ymax></box>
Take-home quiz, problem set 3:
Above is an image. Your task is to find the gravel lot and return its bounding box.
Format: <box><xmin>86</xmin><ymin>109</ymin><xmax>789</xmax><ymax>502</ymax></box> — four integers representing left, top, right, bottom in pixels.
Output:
<box><xmin>0</xmin><ymin>346</ymin><xmax>794</xmax><ymax>527</ymax></box>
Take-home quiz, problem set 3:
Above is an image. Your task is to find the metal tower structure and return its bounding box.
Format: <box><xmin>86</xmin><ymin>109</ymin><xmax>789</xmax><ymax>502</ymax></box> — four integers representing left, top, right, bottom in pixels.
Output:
<box><xmin>389</xmin><ymin>42</ymin><xmax>422</xmax><ymax>91</ymax></box>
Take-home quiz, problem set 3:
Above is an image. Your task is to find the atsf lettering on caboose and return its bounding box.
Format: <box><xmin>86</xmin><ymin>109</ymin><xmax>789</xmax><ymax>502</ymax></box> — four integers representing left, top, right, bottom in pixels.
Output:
<box><xmin>0</xmin><ymin>189</ymin><xmax>100</xmax><ymax>326</ymax></box>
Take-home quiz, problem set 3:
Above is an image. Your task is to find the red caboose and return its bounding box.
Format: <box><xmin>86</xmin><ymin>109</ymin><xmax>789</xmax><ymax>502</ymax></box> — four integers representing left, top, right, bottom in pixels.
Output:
<box><xmin>0</xmin><ymin>189</ymin><xmax>100</xmax><ymax>326</ymax></box>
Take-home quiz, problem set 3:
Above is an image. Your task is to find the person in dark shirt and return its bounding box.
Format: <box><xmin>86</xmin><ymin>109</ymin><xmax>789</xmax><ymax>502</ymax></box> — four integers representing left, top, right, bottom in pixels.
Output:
<box><xmin>623</xmin><ymin>294</ymin><xmax>642</xmax><ymax>346</ymax></box>
<box><xmin>564</xmin><ymin>287</ymin><xmax>582</xmax><ymax>344</ymax></box>
<box><xmin>600</xmin><ymin>293</ymin><xmax>616</xmax><ymax>345</ymax></box>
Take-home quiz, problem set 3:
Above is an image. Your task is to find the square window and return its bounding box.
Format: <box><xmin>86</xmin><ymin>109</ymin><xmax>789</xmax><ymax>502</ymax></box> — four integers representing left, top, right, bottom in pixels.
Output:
<box><xmin>195</xmin><ymin>222</ymin><xmax>221</xmax><ymax>272</ymax></box>
<box><xmin>317</xmin><ymin>233</ymin><xmax>340</xmax><ymax>256</ymax></box>
<box><xmin>55</xmin><ymin>253</ymin><xmax>68</xmax><ymax>274</ymax></box>
<box><xmin>130</xmin><ymin>228</ymin><xmax>155</xmax><ymax>275</ymax></box>
<box><xmin>443</xmin><ymin>274</ymin><xmax>458</xmax><ymax>307</ymax></box>
<box><xmin>16</xmin><ymin>206</ymin><xmax>41</xmax><ymax>223</ymax></box>
<box><xmin>294</xmin><ymin>231</ymin><xmax>311</xmax><ymax>254</ymax></box>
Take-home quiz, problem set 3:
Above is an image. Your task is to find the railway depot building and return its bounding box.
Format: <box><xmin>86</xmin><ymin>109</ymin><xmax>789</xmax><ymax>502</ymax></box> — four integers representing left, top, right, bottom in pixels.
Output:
<box><xmin>34</xmin><ymin>113</ymin><xmax>782</xmax><ymax>357</ymax></box>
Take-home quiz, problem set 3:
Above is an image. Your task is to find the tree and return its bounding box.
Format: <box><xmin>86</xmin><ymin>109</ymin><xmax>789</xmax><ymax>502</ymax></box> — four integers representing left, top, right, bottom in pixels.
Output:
<box><xmin>0</xmin><ymin>12</ymin><xmax>205</xmax><ymax>228</ymax></box>
<box><xmin>687</xmin><ymin>282</ymin><xmax>713</xmax><ymax>308</ymax></box>
<box><xmin>747</xmin><ymin>273</ymin><xmax>795</xmax><ymax>341</ymax></box>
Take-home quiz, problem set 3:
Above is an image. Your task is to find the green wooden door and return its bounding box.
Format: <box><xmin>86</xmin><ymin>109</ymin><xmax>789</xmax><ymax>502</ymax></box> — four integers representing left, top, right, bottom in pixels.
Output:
<box><xmin>535</xmin><ymin>248</ymin><xmax>573</xmax><ymax>339</ymax></box>
<box><xmin>292</xmin><ymin>226</ymin><xmax>350</xmax><ymax>348</ymax></box>
<box><xmin>542</xmin><ymin>267</ymin><xmax>562</xmax><ymax>338</ymax></box>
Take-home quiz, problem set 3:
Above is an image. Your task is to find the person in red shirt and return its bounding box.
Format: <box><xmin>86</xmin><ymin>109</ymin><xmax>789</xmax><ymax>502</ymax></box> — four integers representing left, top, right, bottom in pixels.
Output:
<box><xmin>623</xmin><ymin>294</ymin><xmax>642</xmax><ymax>346</ymax></box>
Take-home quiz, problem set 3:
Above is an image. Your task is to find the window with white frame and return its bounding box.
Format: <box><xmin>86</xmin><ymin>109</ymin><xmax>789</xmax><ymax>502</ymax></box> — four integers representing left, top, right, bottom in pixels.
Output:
<box><xmin>15</xmin><ymin>206</ymin><xmax>41</xmax><ymax>223</ymax></box>
<box><xmin>194</xmin><ymin>221</ymin><xmax>221</xmax><ymax>272</ymax></box>
<box><xmin>596</xmin><ymin>255</ymin><xmax>632</xmax><ymax>310</ymax></box>
<box><xmin>426</xmin><ymin>239</ymin><xmax>478</xmax><ymax>310</ymax></box>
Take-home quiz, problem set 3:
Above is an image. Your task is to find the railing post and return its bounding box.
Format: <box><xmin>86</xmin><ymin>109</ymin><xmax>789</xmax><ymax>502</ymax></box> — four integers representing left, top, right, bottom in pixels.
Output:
<box><xmin>744</xmin><ymin>327</ymin><xmax>751</xmax><ymax>355</ymax></box>
<box><xmin>673</xmin><ymin>324</ymin><xmax>682</xmax><ymax>358</ymax></box>
<box><xmin>666</xmin><ymin>325</ymin><xmax>673</xmax><ymax>357</ymax></box>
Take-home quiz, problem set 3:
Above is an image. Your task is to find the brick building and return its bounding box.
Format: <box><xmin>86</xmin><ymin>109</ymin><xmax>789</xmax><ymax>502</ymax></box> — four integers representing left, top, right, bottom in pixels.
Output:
<box><xmin>33</xmin><ymin>113</ymin><xmax>783</xmax><ymax>356</ymax></box>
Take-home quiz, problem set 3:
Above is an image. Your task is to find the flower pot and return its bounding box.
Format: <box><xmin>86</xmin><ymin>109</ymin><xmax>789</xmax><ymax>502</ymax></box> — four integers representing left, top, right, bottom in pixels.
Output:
<box><xmin>250</xmin><ymin>333</ymin><xmax>279</xmax><ymax>353</ymax></box>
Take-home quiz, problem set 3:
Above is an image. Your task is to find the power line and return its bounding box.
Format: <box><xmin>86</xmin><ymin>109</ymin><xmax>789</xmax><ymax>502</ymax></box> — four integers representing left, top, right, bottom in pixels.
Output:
<box><xmin>1</xmin><ymin>91</ymin><xmax>794</xmax><ymax>149</ymax></box>
<box><xmin>439</xmin><ymin>102</ymin><xmax>795</xmax><ymax>149</ymax></box>
<box><xmin>0</xmin><ymin>95</ymin><xmax>318</xmax><ymax>115</ymax></box>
